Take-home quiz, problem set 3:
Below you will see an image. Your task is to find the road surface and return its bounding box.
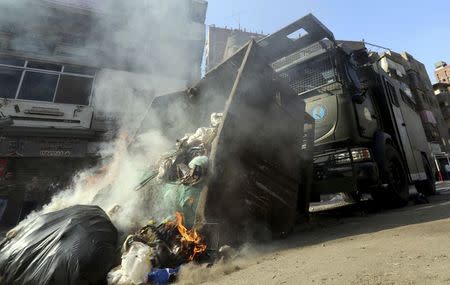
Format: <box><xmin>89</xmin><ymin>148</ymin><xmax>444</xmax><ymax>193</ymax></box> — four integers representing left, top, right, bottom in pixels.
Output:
<box><xmin>180</xmin><ymin>186</ymin><xmax>450</xmax><ymax>285</ymax></box>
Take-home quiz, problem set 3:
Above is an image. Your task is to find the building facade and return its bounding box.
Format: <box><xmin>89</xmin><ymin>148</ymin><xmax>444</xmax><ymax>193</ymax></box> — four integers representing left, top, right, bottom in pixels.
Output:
<box><xmin>435</xmin><ymin>61</ymin><xmax>450</xmax><ymax>85</ymax></box>
<box><xmin>0</xmin><ymin>0</ymin><xmax>208</xmax><ymax>225</ymax></box>
<box><xmin>434</xmin><ymin>82</ymin><xmax>450</xmax><ymax>135</ymax></box>
<box><xmin>434</xmin><ymin>61</ymin><xmax>450</xmax><ymax>138</ymax></box>
<box><xmin>433</xmin><ymin>82</ymin><xmax>450</xmax><ymax>178</ymax></box>
<box><xmin>205</xmin><ymin>26</ymin><xmax>264</xmax><ymax>72</ymax></box>
<box><xmin>377</xmin><ymin>51</ymin><xmax>449</xmax><ymax>154</ymax></box>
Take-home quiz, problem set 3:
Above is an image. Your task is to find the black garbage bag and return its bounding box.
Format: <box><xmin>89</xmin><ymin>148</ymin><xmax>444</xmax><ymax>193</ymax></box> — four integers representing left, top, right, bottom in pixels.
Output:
<box><xmin>0</xmin><ymin>205</ymin><xmax>118</xmax><ymax>285</ymax></box>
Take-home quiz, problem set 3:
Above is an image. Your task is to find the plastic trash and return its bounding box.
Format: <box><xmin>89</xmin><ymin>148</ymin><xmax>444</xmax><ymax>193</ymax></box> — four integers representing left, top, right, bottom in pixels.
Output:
<box><xmin>186</xmin><ymin>127</ymin><xmax>216</xmax><ymax>146</ymax></box>
<box><xmin>107</xmin><ymin>266</ymin><xmax>133</xmax><ymax>285</ymax></box>
<box><xmin>121</xmin><ymin>242</ymin><xmax>153</xmax><ymax>284</ymax></box>
<box><xmin>148</xmin><ymin>267</ymin><xmax>180</xmax><ymax>285</ymax></box>
<box><xmin>188</xmin><ymin>156</ymin><xmax>209</xmax><ymax>171</ymax></box>
<box><xmin>0</xmin><ymin>205</ymin><xmax>118</xmax><ymax>285</ymax></box>
<box><xmin>210</xmin><ymin>113</ymin><xmax>223</xmax><ymax>128</ymax></box>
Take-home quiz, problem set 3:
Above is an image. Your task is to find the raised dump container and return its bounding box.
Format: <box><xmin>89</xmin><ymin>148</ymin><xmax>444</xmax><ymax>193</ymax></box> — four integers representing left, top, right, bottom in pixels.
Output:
<box><xmin>149</xmin><ymin>39</ymin><xmax>314</xmax><ymax>246</ymax></box>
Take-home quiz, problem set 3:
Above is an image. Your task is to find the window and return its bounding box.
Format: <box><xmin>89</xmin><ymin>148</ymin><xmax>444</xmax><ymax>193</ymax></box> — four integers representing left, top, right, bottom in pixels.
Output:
<box><xmin>64</xmin><ymin>65</ymin><xmax>96</xmax><ymax>76</ymax></box>
<box><xmin>27</xmin><ymin>61</ymin><xmax>62</xmax><ymax>72</ymax></box>
<box><xmin>0</xmin><ymin>56</ymin><xmax>96</xmax><ymax>105</ymax></box>
<box><xmin>189</xmin><ymin>0</ymin><xmax>208</xmax><ymax>23</ymax></box>
<box><xmin>0</xmin><ymin>56</ymin><xmax>25</xmax><ymax>67</ymax></box>
<box><xmin>54</xmin><ymin>75</ymin><xmax>93</xmax><ymax>105</ymax></box>
<box><xmin>18</xmin><ymin>72</ymin><xmax>58</xmax><ymax>102</ymax></box>
<box><xmin>0</xmin><ymin>67</ymin><xmax>22</xmax><ymax>98</ymax></box>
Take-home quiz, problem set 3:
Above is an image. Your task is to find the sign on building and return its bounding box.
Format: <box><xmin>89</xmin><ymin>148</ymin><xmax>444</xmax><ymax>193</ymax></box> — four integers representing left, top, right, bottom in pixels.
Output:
<box><xmin>0</xmin><ymin>137</ymin><xmax>88</xmax><ymax>158</ymax></box>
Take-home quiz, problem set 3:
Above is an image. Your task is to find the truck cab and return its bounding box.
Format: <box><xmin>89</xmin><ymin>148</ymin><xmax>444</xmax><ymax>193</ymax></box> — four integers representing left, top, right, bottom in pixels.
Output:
<box><xmin>266</xmin><ymin>14</ymin><xmax>435</xmax><ymax>206</ymax></box>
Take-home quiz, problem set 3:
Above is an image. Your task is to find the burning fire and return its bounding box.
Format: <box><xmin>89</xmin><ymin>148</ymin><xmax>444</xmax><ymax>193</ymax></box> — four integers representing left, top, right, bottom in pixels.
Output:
<box><xmin>174</xmin><ymin>212</ymin><xmax>207</xmax><ymax>261</ymax></box>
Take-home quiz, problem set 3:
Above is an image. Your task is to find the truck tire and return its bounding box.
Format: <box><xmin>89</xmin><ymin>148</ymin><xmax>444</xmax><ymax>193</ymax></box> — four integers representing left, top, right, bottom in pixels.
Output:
<box><xmin>415</xmin><ymin>154</ymin><xmax>436</xmax><ymax>196</ymax></box>
<box><xmin>372</xmin><ymin>144</ymin><xmax>409</xmax><ymax>207</ymax></box>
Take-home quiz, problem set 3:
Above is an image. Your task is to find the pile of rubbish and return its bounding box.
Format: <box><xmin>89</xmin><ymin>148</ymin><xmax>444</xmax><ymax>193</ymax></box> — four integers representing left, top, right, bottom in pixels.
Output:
<box><xmin>138</xmin><ymin>113</ymin><xmax>223</xmax><ymax>228</ymax></box>
<box><xmin>107</xmin><ymin>112</ymin><xmax>225</xmax><ymax>284</ymax></box>
<box><xmin>108</xmin><ymin>213</ymin><xmax>208</xmax><ymax>285</ymax></box>
<box><xmin>0</xmin><ymin>205</ymin><xmax>118</xmax><ymax>285</ymax></box>
<box><xmin>0</xmin><ymin>114</ymin><xmax>225</xmax><ymax>285</ymax></box>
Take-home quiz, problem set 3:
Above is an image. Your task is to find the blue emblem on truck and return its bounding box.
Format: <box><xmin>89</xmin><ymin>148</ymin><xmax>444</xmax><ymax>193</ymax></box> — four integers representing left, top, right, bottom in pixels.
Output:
<box><xmin>311</xmin><ymin>105</ymin><xmax>327</xmax><ymax>121</ymax></box>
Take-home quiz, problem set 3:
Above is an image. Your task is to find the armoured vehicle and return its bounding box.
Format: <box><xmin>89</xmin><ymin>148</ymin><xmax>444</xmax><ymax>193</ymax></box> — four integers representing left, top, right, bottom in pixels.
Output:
<box><xmin>269</xmin><ymin>14</ymin><xmax>435</xmax><ymax>206</ymax></box>
<box><xmin>140</xmin><ymin>13</ymin><xmax>434</xmax><ymax>245</ymax></box>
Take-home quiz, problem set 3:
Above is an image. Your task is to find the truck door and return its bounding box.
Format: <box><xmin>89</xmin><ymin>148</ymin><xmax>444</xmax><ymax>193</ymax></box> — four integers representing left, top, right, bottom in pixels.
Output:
<box><xmin>382</xmin><ymin>77</ymin><xmax>423</xmax><ymax>180</ymax></box>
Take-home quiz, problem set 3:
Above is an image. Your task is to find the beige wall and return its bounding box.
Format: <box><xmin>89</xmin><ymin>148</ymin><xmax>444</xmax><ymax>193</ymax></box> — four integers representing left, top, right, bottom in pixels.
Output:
<box><xmin>436</xmin><ymin>65</ymin><xmax>450</xmax><ymax>85</ymax></box>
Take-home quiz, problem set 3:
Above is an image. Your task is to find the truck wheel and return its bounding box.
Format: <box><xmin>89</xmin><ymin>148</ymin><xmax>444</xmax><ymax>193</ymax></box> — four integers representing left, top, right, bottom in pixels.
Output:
<box><xmin>372</xmin><ymin>144</ymin><xmax>409</xmax><ymax>207</ymax></box>
<box><xmin>415</xmin><ymin>154</ymin><xmax>436</xmax><ymax>196</ymax></box>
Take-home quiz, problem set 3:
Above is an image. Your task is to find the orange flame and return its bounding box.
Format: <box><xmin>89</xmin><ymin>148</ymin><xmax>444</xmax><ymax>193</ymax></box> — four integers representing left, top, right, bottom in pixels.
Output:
<box><xmin>174</xmin><ymin>212</ymin><xmax>207</xmax><ymax>261</ymax></box>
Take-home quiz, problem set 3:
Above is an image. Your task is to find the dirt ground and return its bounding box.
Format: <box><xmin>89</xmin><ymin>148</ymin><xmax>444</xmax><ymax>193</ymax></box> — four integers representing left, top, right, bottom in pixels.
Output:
<box><xmin>181</xmin><ymin>185</ymin><xmax>450</xmax><ymax>285</ymax></box>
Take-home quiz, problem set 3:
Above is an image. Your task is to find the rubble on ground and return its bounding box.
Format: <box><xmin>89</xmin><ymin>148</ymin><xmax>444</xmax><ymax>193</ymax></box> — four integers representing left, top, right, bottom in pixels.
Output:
<box><xmin>110</xmin><ymin>213</ymin><xmax>208</xmax><ymax>285</ymax></box>
<box><xmin>107</xmin><ymin>113</ymin><xmax>223</xmax><ymax>284</ymax></box>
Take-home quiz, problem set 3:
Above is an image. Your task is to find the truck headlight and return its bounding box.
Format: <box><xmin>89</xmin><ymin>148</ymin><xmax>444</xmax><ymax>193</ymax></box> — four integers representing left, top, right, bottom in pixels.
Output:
<box><xmin>351</xmin><ymin>148</ymin><xmax>371</xmax><ymax>162</ymax></box>
<box><xmin>333</xmin><ymin>148</ymin><xmax>371</xmax><ymax>165</ymax></box>
<box><xmin>334</xmin><ymin>152</ymin><xmax>351</xmax><ymax>164</ymax></box>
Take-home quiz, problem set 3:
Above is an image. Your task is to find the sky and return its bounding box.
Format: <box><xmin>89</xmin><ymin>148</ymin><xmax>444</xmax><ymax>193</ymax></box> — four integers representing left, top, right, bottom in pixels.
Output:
<box><xmin>206</xmin><ymin>0</ymin><xmax>450</xmax><ymax>82</ymax></box>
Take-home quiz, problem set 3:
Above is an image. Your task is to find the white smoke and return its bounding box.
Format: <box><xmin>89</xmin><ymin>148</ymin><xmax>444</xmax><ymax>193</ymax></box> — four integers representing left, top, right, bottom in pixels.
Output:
<box><xmin>6</xmin><ymin>0</ymin><xmax>208</xmax><ymax>232</ymax></box>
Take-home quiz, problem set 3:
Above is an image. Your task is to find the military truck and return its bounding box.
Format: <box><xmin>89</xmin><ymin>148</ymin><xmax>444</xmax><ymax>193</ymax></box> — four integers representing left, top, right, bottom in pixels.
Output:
<box><xmin>144</xmin><ymin>13</ymin><xmax>436</xmax><ymax>245</ymax></box>
<box><xmin>268</xmin><ymin>14</ymin><xmax>435</xmax><ymax>206</ymax></box>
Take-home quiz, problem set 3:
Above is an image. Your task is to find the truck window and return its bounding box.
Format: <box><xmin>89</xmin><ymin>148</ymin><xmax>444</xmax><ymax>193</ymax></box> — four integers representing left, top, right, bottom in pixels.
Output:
<box><xmin>278</xmin><ymin>54</ymin><xmax>336</xmax><ymax>94</ymax></box>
